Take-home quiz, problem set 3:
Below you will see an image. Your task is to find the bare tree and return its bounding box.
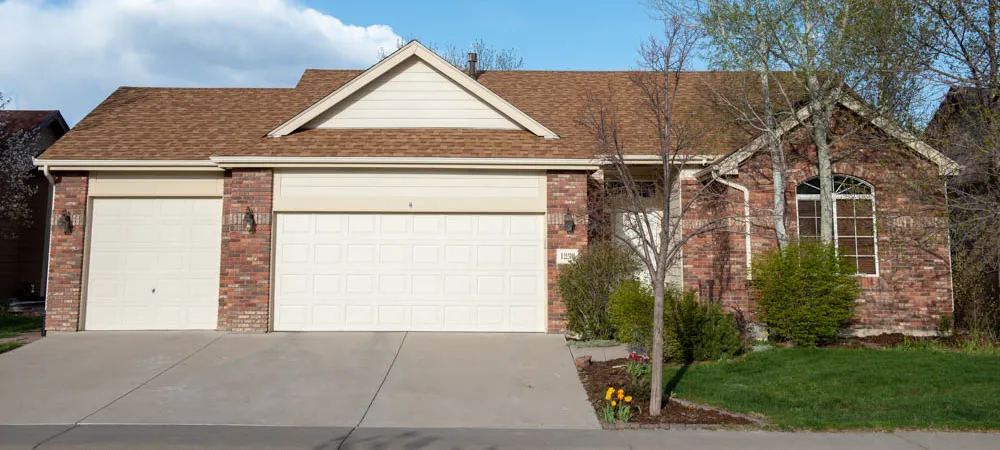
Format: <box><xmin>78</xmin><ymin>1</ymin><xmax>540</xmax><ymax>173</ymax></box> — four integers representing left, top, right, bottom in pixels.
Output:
<box><xmin>583</xmin><ymin>14</ymin><xmax>729</xmax><ymax>416</ymax></box>
<box><xmin>918</xmin><ymin>0</ymin><xmax>1000</xmax><ymax>336</ymax></box>
<box><xmin>378</xmin><ymin>38</ymin><xmax>524</xmax><ymax>73</ymax></box>
<box><xmin>0</xmin><ymin>93</ymin><xmax>40</xmax><ymax>240</ymax></box>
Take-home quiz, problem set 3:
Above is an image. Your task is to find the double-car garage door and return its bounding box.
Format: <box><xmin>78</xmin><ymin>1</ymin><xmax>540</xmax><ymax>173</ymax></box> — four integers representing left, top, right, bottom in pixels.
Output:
<box><xmin>273</xmin><ymin>213</ymin><xmax>545</xmax><ymax>331</ymax></box>
<box><xmin>82</xmin><ymin>170</ymin><xmax>547</xmax><ymax>332</ymax></box>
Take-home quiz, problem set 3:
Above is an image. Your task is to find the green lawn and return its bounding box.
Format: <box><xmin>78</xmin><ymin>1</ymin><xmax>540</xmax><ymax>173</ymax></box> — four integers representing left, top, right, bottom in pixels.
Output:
<box><xmin>0</xmin><ymin>315</ymin><xmax>42</xmax><ymax>339</ymax></box>
<box><xmin>663</xmin><ymin>347</ymin><xmax>1000</xmax><ymax>430</ymax></box>
<box><xmin>0</xmin><ymin>342</ymin><xmax>21</xmax><ymax>354</ymax></box>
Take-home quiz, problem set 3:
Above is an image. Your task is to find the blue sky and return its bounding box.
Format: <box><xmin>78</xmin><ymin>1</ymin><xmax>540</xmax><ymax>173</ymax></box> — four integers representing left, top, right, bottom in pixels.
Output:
<box><xmin>307</xmin><ymin>0</ymin><xmax>663</xmax><ymax>70</ymax></box>
<box><xmin>0</xmin><ymin>0</ymin><xmax>667</xmax><ymax>125</ymax></box>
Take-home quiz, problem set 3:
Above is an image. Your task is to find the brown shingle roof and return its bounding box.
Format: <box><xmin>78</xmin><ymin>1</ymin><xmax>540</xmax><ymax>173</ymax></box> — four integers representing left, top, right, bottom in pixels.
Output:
<box><xmin>0</xmin><ymin>110</ymin><xmax>62</xmax><ymax>133</ymax></box>
<box><xmin>39</xmin><ymin>69</ymin><xmax>766</xmax><ymax>161</ymax></box>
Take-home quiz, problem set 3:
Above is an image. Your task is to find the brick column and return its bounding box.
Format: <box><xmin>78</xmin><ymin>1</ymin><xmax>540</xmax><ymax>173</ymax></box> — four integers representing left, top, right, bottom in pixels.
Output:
<box><xmin>45</xmin><ymin>172</ymin><xmax>88</xmax><ymax>332</ymax></box>
<box><xmin>218</xmin><ymin>169</ymin><xmax>273</xmax><ymax>332</ymax></box>
<box><xmin>546</xmin><ymin>171</ymin><xmax>589</xmax><ymax>333</ymax></box>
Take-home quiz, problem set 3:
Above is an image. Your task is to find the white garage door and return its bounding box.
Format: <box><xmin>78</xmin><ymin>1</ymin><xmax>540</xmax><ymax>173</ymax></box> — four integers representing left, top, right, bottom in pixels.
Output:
<box><xmin>274</xmin><ymin>213</ymin><xmax>546</xmax><ymax>331</ymax></box>
<box><xmin>84</xmin><ymin>198</ymin><xmax>222</xmax><ymax>330</ymax></box>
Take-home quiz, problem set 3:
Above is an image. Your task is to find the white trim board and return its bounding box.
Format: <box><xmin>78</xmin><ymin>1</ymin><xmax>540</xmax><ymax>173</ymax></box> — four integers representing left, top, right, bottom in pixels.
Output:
<box><xmin>695</xmin><ymin>97</ymin><xmax>962</xmax><ymax>178</ymax></box>
<box><xmin>266</xmin><ymin>41</ymin><xmax>559</xmax><ymax>139</ymax></box>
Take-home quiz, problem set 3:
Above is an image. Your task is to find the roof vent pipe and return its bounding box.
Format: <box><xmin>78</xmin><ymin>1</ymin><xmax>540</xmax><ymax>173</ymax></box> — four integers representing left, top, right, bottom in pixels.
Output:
<box><xmin>467</xmin><ymin>52</ymin><xmax>478</xmax><ymax>79</ymax></box>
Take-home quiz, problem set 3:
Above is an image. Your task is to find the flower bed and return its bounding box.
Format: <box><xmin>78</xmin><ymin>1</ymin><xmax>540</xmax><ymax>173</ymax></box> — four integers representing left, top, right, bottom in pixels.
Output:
<box><xmin>577</xmin><ymin>358</ymin><xmax>761</xmax><ymax>427</ymax></box>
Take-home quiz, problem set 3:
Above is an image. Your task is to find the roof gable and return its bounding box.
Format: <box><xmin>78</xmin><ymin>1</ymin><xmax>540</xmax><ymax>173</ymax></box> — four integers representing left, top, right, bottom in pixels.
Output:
<box><xmin>268</xmin><ymin>41</ymin><xmax>558</xmax><ymax>138</ymax></box>
<box><xmin>303</xmin><ymin>57</ymin><xmax>521</xmax><ymax>130</ymax></box>
<box><xmin>698</xmin><ymin>96</ymin><xmax>962</xmax><ymax>177</ymax></box>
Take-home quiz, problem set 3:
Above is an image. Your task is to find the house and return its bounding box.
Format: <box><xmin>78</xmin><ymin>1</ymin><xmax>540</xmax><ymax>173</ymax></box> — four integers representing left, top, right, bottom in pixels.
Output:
<box><xmin>0</xmin><ymin>110</ymin><xmax>69</xmax><ymax>301</ymax></box>
<box><xmin>925</xmin><ymin>87</ymin><xmax>1000</xmax><ymax>329</ymax></box>
<box><xmin>34</xmin><ymin>42</ymin><xmax>957</xmax><ymax>335</ymax></box>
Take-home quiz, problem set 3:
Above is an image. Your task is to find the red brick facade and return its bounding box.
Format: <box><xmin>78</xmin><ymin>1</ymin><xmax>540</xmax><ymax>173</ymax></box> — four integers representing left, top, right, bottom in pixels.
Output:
<box><xmin>43</xmin><ymin>156</ymin><xmax>949</xmax><ymax>335</ymax></box>
<box><xmin>546</xmin><ymin>171</ymin><xmax>590</xmax><ymax>332</ymax></box>
<box><xmin>217</xmin><ymin>169</ymin><xmax>273</xmax><ymax>332</ymax></box>
<box><xmin>683</xmin><ymin>132</ymin><xmax>954</xmax><ymax>334</ymax></box>
<box><xmin>44</xmin><ymin>172</ymin><xmax>88</xmax><ymax>332</ymax></box>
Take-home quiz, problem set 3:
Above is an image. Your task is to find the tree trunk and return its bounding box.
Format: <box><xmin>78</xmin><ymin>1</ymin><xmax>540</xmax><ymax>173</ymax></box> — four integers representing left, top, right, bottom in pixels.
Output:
<box><xmin>761</xmin><ymin>71</ymin><xmax>788</xmax><ymax>249</ymax></box>
<box><xmin>811</xmin><ymin>103</ymin><xmax>835</xmax><ymax>244</ymax></box>
<box><xmin>649</xmin><ymin>277</ymin><xmax>665</xmax><ymax>416</ymax></box>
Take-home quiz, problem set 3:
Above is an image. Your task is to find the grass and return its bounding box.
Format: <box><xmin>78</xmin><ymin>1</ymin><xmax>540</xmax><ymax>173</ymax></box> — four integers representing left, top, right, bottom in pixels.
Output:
<box><xmin>662</xmin><ymin>347</ymin><xmax>1000</xmax><ymax>430</ymax></box>
<box><xmin>0</xmin><ymin>315</ymin><xmax>43</xmax><ymax>339</ymax></box>
<box><xmin>0</xmin><ymin>342</ymin><xmax>22</xmax><ymax>354</ymax></box>
<box><xmin>566</xmin><ymin>339</ymin><xmax>621</xmax><ymax>348</ymax></box>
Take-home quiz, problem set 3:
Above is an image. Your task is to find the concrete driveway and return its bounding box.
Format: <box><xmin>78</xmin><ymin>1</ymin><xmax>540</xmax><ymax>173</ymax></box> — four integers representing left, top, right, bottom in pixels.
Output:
<box><xmin>0</xmin><ymin>332</ymin><xmax>598</xmax><ymax>429</ymax></box>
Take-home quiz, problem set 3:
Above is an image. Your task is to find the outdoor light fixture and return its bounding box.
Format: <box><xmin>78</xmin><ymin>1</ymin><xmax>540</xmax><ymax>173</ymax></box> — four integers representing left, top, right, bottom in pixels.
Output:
<box><xmin>243</xmin><ymin>207</ymin><xmax>256</xmax><ymax>233</ymax></box>
<box><xmin>56</xmin><ymin>210</ymin><xmax>73</xmax><ymax>234</ymax></box>
<box><xmin>562</xmin><ymin>209</ymin><xmax>576</xmax><ymax>233</ymax></box>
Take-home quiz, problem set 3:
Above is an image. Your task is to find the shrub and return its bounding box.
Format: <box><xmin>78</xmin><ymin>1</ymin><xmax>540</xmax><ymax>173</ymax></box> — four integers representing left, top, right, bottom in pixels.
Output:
<box><xmin>609</xmin><ymin>280</ymin><xmax>744</xmax><ymax>362</ymax></box>
<box><xmin>558</xmin><ymin>240</ymin><xmax>639</xmax><ymax>340</ymax></box>
<box><xmin>752</xmin><ymin>242</ymin><xmax>860</xmax><ymax>346</ymax></box>
<box><xmin>608</xmin><ymin>280</ymin><xmax>655</xmax><ymax>349</ymax></box>
<box><xmin>665</xmin><ymin>290</ymin><xmax>745</xmax><ymax>362</ymax></box>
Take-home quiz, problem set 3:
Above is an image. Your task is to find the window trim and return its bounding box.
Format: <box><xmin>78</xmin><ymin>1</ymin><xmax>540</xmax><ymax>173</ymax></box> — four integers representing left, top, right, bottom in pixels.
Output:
<box><xmin>794</xmin><ymin>175</ymin><xmax>880</xmax><ymax>277</ymax></box>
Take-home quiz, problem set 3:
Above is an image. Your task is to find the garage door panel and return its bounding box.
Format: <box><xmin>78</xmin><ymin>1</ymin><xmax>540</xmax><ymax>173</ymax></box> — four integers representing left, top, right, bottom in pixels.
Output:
<box><xmin>85</xmin><ymin>198</ymin><xmax>222</xmax><ymax>331</ymax></box>
<box><xmin>274</xmin><ymin>213</ymin><xmax>545</xmax><ymax>332</ymax></box>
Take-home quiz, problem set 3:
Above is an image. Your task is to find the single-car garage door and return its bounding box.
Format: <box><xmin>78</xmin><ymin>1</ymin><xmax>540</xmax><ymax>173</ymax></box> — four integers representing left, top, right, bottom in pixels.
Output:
<box><xmin>273</xmin><ymin>213</ymin><xmax>546</xmax><ymax>332</ymax></box>
<box><xmin>84</xmin><ymin>198</ymin><xmax>222</xmax><ymax>330</ymax></box>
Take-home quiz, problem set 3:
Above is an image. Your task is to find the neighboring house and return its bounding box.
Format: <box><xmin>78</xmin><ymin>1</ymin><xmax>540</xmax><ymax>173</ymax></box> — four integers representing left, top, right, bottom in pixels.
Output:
<box><xmin>925</xmin><ymin>87</ymin><xmax>1000</xmax><ymax>325</ymax></box>
<box><xmin>0</xmin><ymin>110</ymin><xmax>69</xmax><ymax>301</ymax></box>
<box><xmin>34</xmin><ymin>42</ymin><xmax>957</xmax><ymax>335</ymax></box>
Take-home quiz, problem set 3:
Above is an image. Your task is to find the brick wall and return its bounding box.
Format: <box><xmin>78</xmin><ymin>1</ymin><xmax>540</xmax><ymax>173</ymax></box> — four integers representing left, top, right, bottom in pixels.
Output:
<box><xmin>683</xmin><ymin>126</ymin><xmax>954</xmax><ymax>334</ymax></box>
<box><xmin>546</xmin><ymin>171</ymin><xmax>589</xmax><ymax>333</ymax></box>
<box><xmin>217</xmin><ymin>169</ymin><xmax>273</xmax><ymax>332</ymax></box>
<box><xmin>45</xmin><ymin>172</ymin><xmax>88</xmax><ymax>332</ymax></box>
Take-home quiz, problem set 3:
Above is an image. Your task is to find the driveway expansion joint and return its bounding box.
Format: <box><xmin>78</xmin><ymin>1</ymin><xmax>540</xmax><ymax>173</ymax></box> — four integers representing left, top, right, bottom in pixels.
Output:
<box><xmin>338</xmin><ymin>331</ymin><xmax>408</xmax><ymax>450</ymax></box>
<box><xmin>30</xmin><ymin>425</ymin><xmax>77</xmax><ymax>450</ymax></box>
<box><xmin>73</xmin><ymin>332</ymin><xmax>228</xmax><ymax>426</ymax></box>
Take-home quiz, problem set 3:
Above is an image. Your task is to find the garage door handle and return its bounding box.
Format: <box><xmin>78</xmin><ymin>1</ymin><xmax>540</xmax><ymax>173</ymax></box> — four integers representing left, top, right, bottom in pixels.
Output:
<box><xmin>152</xmin><ymin>288</ymin><xmax>156</xmax><ymax>294</ymax></box>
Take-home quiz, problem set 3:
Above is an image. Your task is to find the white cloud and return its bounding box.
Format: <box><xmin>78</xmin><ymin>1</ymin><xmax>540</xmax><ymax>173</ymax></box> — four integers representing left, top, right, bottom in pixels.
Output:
<box><xmin>0</xmin><ymin>0</ymin><xmax>401</xmax><ymax>124</ymax></box>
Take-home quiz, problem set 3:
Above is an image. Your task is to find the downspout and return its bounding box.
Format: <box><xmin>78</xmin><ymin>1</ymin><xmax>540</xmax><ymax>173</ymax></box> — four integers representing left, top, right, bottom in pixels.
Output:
<box><xmin>944</xmin><ymin>179</ymin><xmax>956</xmax><ymax>332</ymax></box>
<box><xmin>711</xmin><ymin>170</ymin><xmax>752</xmax><ymax>280</ymax></box>
<box><xmin>41</xmin><ymin>165</ymin><xmax>56</xmax><ymax>337</ymax></box>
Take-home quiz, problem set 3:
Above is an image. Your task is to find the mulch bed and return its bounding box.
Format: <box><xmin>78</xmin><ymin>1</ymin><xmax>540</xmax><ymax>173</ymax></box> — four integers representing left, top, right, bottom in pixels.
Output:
<box><xmin>824</xmin><ymin>333</ymin><xmax>960</xmax><ymax>349</ymax></box>
<box><xmin>577</xmin><ymin>358</ymin><xmax>762</xmax><ymax>427</ymax></box>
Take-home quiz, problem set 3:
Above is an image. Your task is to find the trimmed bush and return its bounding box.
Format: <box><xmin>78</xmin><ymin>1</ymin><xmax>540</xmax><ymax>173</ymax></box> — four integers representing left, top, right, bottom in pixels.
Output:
<box><xmin>609</xmin><ymin>280</ymin><xmax>744</xmax><ymax>362</ymax></box>
<box><xmin>557</xmin><ymin>240</ymin><xmax>639</xmax><ymax>340</ymax></box>
<box><xmin>752</xmin><ymin>242</ymin><xmax>860</xmax><ymax>346</ymax></box>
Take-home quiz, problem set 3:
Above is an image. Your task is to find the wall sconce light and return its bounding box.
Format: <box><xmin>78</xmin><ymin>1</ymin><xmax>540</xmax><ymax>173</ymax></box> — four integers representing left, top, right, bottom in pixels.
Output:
<box><xmin>56</xmin><ymin>210</ymin><xmax>73</xmax><ymax>234</ymax></box>
<box><xmin>243</xmin><ymin>207</ymin><xmax>256</xmax><ymax>233</ymax></box>
<box><xmin>562</xmin><ymin>209</ymin><xmax>576</xmax><ymax>233</ymax></box>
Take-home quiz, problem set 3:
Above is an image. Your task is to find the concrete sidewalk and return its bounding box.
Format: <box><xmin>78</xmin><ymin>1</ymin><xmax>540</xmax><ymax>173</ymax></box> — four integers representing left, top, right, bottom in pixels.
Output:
<box><xmin>1</xmin><ymin>425</ymin><xmax>997</xmax><ymax>450</ymax></box>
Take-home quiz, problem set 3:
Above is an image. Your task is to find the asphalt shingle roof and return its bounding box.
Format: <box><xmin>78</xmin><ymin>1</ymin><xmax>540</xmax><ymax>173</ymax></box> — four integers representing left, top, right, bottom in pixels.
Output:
<box><xmin>38</xmin><ymin>69</ymin><xmax>765</xmax><ymax>161</ymax></box>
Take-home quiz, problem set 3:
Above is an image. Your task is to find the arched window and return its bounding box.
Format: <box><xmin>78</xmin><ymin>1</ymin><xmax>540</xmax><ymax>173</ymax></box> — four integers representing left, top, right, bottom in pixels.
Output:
<box><xmin>795</xmin><ymin>175</ymin><xmax>878</xmax><ymax>275</ymax></box>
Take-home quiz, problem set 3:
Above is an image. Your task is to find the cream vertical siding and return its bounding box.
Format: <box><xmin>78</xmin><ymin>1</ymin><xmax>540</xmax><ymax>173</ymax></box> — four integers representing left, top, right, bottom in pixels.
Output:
<box><xmin>273</xmin><ymin>169</ymin><xmax>546</xmax><ymax>213</ymax></box>
<box><xmin>305</xmin><ymin>57</ymin><xmax>522</xmax><ymax>130</ymax></box>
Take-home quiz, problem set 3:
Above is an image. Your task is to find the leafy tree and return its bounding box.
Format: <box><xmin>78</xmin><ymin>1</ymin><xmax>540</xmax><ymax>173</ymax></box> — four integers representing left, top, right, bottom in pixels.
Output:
<box><xmin>0</xmin><ymin>93</ymin><xmax>40</xmax><ymax>240</ymax></box>
<box><xmin>688</xmin><ymin>0</ymin><xmax>932</xmax><ymax>245</ymax></box>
